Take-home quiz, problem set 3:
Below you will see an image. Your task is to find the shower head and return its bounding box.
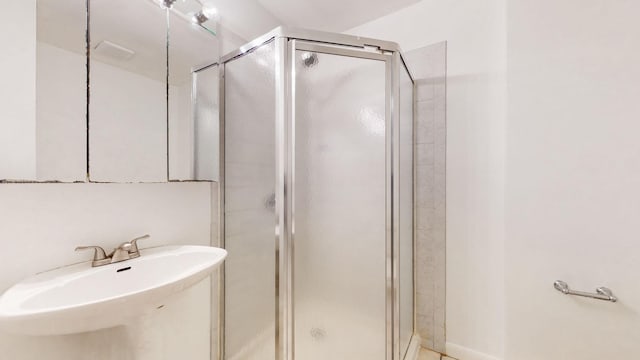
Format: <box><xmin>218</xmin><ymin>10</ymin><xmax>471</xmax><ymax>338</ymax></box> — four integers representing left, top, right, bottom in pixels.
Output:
<box><xmin>301</xmin><ymin>52</ymin><xmax>318</xmax><ymax>68</ymax></box>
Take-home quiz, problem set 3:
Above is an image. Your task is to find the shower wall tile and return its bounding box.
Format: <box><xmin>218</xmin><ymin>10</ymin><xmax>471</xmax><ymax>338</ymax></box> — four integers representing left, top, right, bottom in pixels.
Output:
<box><xmin>405</xmin><ymin>41</ymin><xmax>447</xmax><ymax>353</ymax></box>
<box><xmin>416</xmin><ymin>100</ymin><xmax>436</xmax><ymax>145</ymax></box>
<box><xmin>416</xmin><ymin>143</ymin><xmax>434</xmax><ymax>166</ymax></box>
<box><xmin>416</xmin><ymin>82</ymin><xmax>436</xmax><ymax>102</ymax></box>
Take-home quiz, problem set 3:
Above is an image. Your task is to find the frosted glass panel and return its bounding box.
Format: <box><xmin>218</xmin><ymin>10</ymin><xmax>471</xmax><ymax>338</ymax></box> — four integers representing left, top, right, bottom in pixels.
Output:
<box><xmin>399</xmin><ymin>64</ymin><xmax>415</xmax><ymax>357</ymax></box>
<box><xmin>193</xmin><ymin>66</ymin><xmax>219</xmax><ymax>180</ymax></box>
<box><xmin>294</xmin><ymin>50</ymin><xmax>387</xmax><ymax>360</ymax></box>
<box><xmin>224</xmin><ymin>41</ymin><xmax>276</xmax><ymax>360</ymax></box>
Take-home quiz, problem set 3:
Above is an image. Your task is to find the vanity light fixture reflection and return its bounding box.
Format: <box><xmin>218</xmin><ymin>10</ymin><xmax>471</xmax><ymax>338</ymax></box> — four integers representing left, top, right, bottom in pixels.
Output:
<box><xmin>162</xmin><ymin>0</ymin><xmax>178</xmax><ymax>8</ymax></box>
<box><xmin>192</xmin><ymin>5</ymin><xmax>218</xmax><ymax>25</ymax></box>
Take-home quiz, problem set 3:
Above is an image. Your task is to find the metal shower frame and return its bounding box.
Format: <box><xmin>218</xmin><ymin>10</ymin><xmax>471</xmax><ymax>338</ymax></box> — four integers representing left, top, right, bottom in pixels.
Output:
<box><xmin>216</xmin><ymin>26</ymin><xmax>418</xmax><ymax>360</ymax></box>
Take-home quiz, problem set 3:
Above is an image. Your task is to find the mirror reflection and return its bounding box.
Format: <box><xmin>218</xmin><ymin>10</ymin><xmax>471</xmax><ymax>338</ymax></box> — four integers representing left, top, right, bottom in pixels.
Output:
<box><xmin>168</xmin><ymin>0</ymin><xmax>219</xmax><ymax>181</ymax></box>
<box><xmin>36</xmin><ymin>0</ymin><xmax>87</xmax><ymax>182</ymax></box>
<box><xmin>89</xmin><ymin>0</ymin><xmax>219</xmax><ymax>183</ymax></box>
<box><xmin>89</xmin><ymin>0</ymin><xmax>168</xmax><ymax>182</ymax></box>
<box><xmin>1</xmin><ymin>0</ymin><xmax>220</xmax><ymax>183</ymax></box>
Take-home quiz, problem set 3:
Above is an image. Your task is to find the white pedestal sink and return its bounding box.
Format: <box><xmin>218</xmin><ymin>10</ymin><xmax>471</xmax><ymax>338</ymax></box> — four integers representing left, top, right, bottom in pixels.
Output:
<box><xmin>0</xmin><ymin>245</ymin><xmax>227</xmax><ymax>336</ymax></box>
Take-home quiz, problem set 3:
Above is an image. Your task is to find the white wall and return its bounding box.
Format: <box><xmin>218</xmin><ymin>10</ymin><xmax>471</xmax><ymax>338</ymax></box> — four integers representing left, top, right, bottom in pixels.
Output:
<box><xmin>353</xmin><ymin>1</ymin><xmax>640</xmax><ymax>360</ymax></box>
<box><xmin>37</xmin><ymin>39</ymin><xmax>206</xmax><ymax>183</ymax></box>
<box><xmin>0</xmin><ymin>182</ymin><xmax>215</xmax><ymax>360</ymax></box>
<box><xmin>0</xmin><ymin>3</ymin><xmax>220</xmax><ymax>360</ymax></box>
<box><xmin>36</xmin><ymin>42</ymin><xmax>86</xmax><ymax>182</ymax></box>
<box><xmin>90</xmin><ymin>51</ymin><xmax>203</xmax><ymax>183</ymax></box>
<box><xmin>217</xmin><ymin>24</ymin><xmax>249</xmax><ymax>58</ymax></box>
<box><xmin>349</xmin><ymin>1</ymin><xmax>507</xmax><ymax>359</ymax></box>
<box><xmin>90</xmin><ymin>59</ymin><xmax>167</xmax><ymax>182</ymax></box>
<box><xmin>169</xmin><ymin>80</ymin><xmax>195</xmax><ymax>180</ymax></box>
<box><xmin>0</xmin><ymin>0</ymin><xmax>37</xmax><ymax>180</ymax></box>
<box><xmin>506</xmin><ymin>0</ymin><xmax>640</xmax><ymax>359</ymax></box>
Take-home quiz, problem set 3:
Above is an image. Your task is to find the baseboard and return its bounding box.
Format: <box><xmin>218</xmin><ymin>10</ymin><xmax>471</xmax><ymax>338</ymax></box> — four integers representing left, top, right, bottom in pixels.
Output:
<box><xmin>445</xmin><ymin>342</ymin><xmax>502</xmax><ymax>360</ymax></box>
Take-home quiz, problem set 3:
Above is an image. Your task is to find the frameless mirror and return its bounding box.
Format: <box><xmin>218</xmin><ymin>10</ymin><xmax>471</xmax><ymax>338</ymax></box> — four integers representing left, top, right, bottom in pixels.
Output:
<box><xmin>0</xmin><ymin>0</ymin><xmax>219</xmax><ymax>183</ymax></box>
<box><xmin>37</xmin><ymin>0</ymin><xmax>87</xmax><ymax>182</ymax></box>
<box><xmin>89</xmin><ymin>0</ymin><xmax>219</xmax><ymax>183</ymax></box>
<box><xmin>168</xmin><ymin>1</ymin><xmax>219</xmax><ymax>181</ymax></box>
<box><xmin>0</xmin><ymin>0</ymin><xmax>87</xmax><ymax>182</ymax></box>
<box><xmin>89</xmin><ymin>0</ymin><xmax>168</xmax><ymax>182</ymax></box>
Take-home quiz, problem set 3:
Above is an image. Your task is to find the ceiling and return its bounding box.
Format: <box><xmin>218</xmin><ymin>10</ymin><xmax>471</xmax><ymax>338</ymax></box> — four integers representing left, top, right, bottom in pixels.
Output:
<box><xmin>38</xmin><ymin>0</ymin><xmax>219</xmax><ymax>83</ymax></box>
<box><xmin>205</xmin><ymin>0</ymin><xmax>420</xmax><ymax>42</ymax></box>
<box><xmin>37</xmin><ymin>0</ymin><xmax>419</xmax><ymax>82</ymax></box>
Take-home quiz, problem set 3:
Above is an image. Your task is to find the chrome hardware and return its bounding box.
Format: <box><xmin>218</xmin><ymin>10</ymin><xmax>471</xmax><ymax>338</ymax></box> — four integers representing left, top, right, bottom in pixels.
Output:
<box><xmin>75</xmin><ymin>246</ymin><xmax>111</xmax><ymax>267</ymax></box>
<box><xmin>128</xmin><ymin>234</ymin><xmax>149</xmax><ymax>259</ymax></box>
<box><xmin>264</xmin><ymin>193</ymin><xmax>276</xmax><ymax>212</ymax></box>
<box><xmin>76</xmin><ymin>234</ymin><xmax>150</xmax><ymax>267</ymax></box>
<box><xmin>108</xmin><ymin>242</ymin><xmax>133</xmax><ymax>263</ymax></box>
<box><xmin>162</xmin><ymin>0</ymin><xmax>177</xmax><ymax>8</ymax></box>
<box><xmin>553</xmin><ymin>280</ymin><xmax>617</xmax><ymax>302</ymax></box>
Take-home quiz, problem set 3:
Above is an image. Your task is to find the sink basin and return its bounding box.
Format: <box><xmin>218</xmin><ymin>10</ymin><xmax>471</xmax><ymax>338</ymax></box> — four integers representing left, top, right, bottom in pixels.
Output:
<box><xmin>0</xmin><ymin>245</ymin><xmax>227</xmax><ymax>336</ymax></box>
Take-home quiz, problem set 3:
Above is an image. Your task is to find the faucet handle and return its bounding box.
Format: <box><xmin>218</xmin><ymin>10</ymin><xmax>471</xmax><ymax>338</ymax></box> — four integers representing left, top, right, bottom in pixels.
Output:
<box><xmin>116</xmin><ymin>242</ymin><xmax>132</xmax><ymax>251</ymax></box>
<box><xmin>128</xmin><ymin>234</ymin><xmax>149</xmax><ymax>258</ymax></box>
<box><xmin>109</xmin><ymin>242</ymin><xmax>133</xmax><ymax>263</ymax></box>
<box><xmin>75</xmin><ymin>245</ymin><xmax>111</xmax><ymax>266</ymax></box>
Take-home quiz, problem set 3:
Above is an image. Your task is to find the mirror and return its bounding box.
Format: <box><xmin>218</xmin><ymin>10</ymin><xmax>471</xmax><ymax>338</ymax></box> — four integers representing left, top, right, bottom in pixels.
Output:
<box><xmin>89</xmin><ymin>0</ymin><xmax>169</xmax><ymax>182</ymax></box>
<box><xmin>168</xmin><ymin>1</ymin><xmax>219</xmax><ymax>181</ymax></box>
<box><xmin>190</xmin><ymin>64</ymin><xmax>219</xmax><ymax>181</ymax></box>
<box><xmin>0</xmin><ymin>0</ymin><xmax>88</xmax><ymax>182</ymax></box>
<box><xmin>89</xmin><ymin>0</ymin><xmax>219</xmax><ymax>183</ymax></box>
<box><xmin>0</xmin><ymin>0</ymin><xmax>219</xmax><ymax>183</ymax></box>
<box><xmin>37</xmin><ymin>0</ymin><xmax>87</xmax><ymax>182</ymax></box>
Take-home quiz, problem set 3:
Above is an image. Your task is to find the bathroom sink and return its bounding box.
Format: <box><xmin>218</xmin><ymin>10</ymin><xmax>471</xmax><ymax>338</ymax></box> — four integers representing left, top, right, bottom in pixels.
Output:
<box><xmin>0</xmin><ymin>245</ymin><xmax>227</xmax><ymax>336</ymax></box>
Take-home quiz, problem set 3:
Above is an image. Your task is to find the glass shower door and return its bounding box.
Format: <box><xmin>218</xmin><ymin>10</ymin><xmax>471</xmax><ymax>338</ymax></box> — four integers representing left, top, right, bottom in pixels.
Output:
<box><xmin>224</xmin><ymin>41</ymin><xmax>277</xmax><ymax>360</ymax></box>
<box><xmin>292</xmin><ymin>43</ymin><xmax>389</xmax><ymax>360</ymax></box>
<box><xmin>398</xmin><ymin>59</ymin><xmax>415</xmax><ymax>359</ymax></box>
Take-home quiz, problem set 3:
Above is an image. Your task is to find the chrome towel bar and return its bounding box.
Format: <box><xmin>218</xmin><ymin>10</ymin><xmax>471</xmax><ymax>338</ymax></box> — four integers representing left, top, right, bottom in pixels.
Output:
<box><xmin>553</xmin><ymin>280</ymin><xmax>617</xmax><ymax>302</ymax></box>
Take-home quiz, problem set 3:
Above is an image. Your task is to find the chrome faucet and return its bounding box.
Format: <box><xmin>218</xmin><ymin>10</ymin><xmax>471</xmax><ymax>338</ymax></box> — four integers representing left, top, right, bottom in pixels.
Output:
<box><xmin>76</xmin><ymin>234</ymin><xmax>150</xmax><ymax>267</ymax></box>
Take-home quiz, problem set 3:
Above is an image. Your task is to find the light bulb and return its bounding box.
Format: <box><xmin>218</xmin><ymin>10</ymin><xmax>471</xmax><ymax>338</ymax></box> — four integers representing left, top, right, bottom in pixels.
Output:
<box><xmin>192</xmin><ymin>5</ymin><xmax>218</xmax><ymax>25</ymax></box>
<box><xmin>201</xmin><ymin>5</ymin><xmax>218</xmax><ymax>20</ymax></box>
<box><xmin>162</xmin><ymin>0</ymin><xmax>177</xmax><ymax>9</ymax></box>
<box><xmin>192</xmin><ymin>11</ymin><xmax>208</xmax><ymax>24</ymax></box>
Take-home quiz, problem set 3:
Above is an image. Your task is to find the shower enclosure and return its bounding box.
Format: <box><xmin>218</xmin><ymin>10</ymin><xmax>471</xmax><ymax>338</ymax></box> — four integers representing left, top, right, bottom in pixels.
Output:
<box><xmin>219</xmin><ymin>27</ymin><xmax>415</xmax><ymax>360</ymax></box>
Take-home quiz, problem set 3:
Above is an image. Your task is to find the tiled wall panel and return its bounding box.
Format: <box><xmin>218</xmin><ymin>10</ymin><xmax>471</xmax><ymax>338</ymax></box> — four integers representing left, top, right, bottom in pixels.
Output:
<box><xmin>405</xmin><ymin>42</ymin><xmax>447</xmax><ymax>352</ymax></box>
